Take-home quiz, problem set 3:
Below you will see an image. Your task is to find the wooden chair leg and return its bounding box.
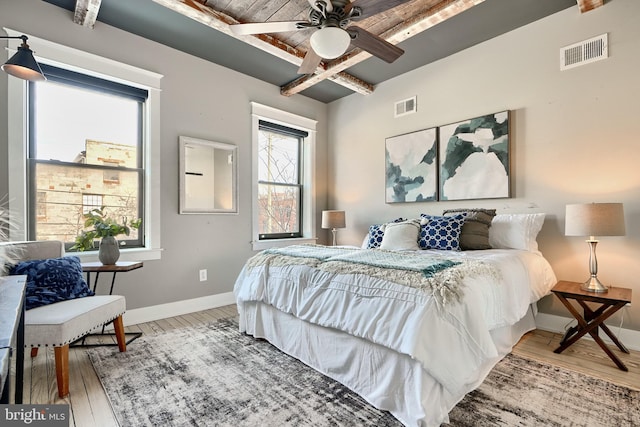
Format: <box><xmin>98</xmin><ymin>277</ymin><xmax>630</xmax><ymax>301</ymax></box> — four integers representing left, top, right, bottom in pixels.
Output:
<box><xmin>54</xmin><ymin>345</ymin><xmax>69</xmax><ymax>398</ymax></box>
<box><xmin>30</xmin><ymin>348</ymin><xmax>38</xmax><ymax>357</ymax></box>
<box><xmin>113</xmin><ymin>315</ymin><xmax>127</xmax><ymax>353</ymax></box>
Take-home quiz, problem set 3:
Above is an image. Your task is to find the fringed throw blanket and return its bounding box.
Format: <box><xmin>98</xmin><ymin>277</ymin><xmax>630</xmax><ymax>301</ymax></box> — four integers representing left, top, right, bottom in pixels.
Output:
<box><xmin>247</xmin><ymin>245</ymin><xmax>498</xmax><ymax>307</ymax></box>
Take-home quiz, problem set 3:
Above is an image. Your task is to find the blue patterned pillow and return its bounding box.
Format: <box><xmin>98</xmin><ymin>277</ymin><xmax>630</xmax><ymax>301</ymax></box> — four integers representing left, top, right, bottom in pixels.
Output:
<box><xmin>366</xmin><ymin>218</ymin><xmax>406</xmax><ymax>249</ymax></box>
<box><xmin>10</xmin><ymin>256</ymin><xmax>94</xmax><ymax>310</ymax></box>
<box><xmin>418</xmin><ymin>214</ymin><xmax>466</xmax><ymax>250</ymax></box>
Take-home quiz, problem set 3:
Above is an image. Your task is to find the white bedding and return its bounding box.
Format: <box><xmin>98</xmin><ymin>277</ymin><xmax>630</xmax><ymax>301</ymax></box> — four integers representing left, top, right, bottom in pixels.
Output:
<box><xmin>234</xmin><ymin>246</ymin><xmax>556</xmax><ymax>426</ymax></box>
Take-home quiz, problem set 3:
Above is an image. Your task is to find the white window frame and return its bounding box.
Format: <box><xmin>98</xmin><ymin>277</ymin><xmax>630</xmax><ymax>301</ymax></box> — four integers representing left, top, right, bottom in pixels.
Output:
<box><xmin>251</xmin><ymin>102</ymin><xmax>317</xmax><ymax>251</ymax></box>
<box><xmin>5</xmin><ymin>28</ymin><xmax>163</xmax><ymax>261</ymax></box>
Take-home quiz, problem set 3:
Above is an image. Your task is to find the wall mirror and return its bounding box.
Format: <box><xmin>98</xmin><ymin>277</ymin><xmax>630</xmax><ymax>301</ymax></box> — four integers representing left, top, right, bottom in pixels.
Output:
<box><xmin>179</xmin><ymin>136</ymin><xmax>237</xmax><ymax>214</ymax></box>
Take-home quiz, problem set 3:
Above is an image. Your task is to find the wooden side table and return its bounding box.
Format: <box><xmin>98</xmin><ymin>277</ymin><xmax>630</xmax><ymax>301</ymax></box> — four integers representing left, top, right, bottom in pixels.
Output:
<box><xmin>551</xmin><ymin>280</ymin><xmax>632</xmax><ymax>371</ymax></box>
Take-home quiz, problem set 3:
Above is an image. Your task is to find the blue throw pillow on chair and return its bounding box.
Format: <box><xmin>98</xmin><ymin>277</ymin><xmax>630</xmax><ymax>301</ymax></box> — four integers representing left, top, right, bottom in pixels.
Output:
<box><xmin>10</xmin><ymin>256</ymin><xmax>95</xmax><ymax>310</ymax></box>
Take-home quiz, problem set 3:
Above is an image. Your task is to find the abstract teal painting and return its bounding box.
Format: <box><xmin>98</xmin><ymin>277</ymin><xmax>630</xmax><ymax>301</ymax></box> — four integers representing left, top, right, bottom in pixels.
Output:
<box><xmin>438</xmin><ymin>111</ymin><xmax>510</xmax><ymax>201</ymax></box>
<box><xmin>385</xmin><ymin>128</ymin><xmax>437</xmax><ymax>203</ymax></box>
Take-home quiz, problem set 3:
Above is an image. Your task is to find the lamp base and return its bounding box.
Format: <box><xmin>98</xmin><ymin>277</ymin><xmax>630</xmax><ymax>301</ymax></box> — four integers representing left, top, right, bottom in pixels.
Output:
<box><xmin>581</xmin><ymin>276</ymin><xmax>608</xmax><ymax>293</ymax></box>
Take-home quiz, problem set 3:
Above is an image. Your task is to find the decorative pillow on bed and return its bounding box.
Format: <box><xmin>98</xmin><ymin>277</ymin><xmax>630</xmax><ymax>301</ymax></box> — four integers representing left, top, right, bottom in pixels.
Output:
<box><xmin>488</xmin><ymin>213</ymin><xmax>545</xmax><ymax>252</ymax></box>
<box><xmin>365</xmin><ymin>217</ymin><xmax>406</xmax><ymax>249</ymax></box>
<box><xmin>380</xmin><ymin>219</ymin><xmax>421</xmax><ymax>251</ymax></box>
<box><xmin>10</xmin><ymin>256</ymin><xmax>94</xmax><ymax>310</ymax></box>
<box><xmin>443</xmin><ymin>208</ymin><xmax>496</xmax><ymax>250</ymax></box>
<box><xmin>418</xmin><ymin>214</ymin><xmax>466</xmax><ymax>250</ymax></box>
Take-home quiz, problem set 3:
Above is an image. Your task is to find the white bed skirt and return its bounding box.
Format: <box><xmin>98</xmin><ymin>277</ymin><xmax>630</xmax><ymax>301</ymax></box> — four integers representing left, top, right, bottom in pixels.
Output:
<box><xmin>238</xmin><ymin>301</ymin><xmax>536</xmax><ymax>427</ymax></box>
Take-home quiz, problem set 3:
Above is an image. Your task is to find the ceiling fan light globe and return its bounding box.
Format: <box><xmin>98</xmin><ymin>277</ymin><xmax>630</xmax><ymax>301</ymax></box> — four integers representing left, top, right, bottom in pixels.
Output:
<box><xmin>310</xmin><ymin>27</ymin><xmax>350</xmax><ymax>59</ymax></box>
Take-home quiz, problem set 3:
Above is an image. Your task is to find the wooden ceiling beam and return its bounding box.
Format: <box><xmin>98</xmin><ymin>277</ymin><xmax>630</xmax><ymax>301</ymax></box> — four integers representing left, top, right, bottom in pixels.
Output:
<box><xmin>152</xmin><ymin>0</ymin><xmax>373</xmax><ymax>95</ymax></box>
<box><xmin>73</xmin><ymin>0</ymin><xmax>102</xmax><ymax>29</ymax></box>
<box><xmin>282</xmin><ymin>0</ymin><xmax>485</xmax><ymax>97</ymax></box>
<box><xmin>576</xmin><ymin>0</ymin><xmax>604</xmax><ymax>13</ymax></box>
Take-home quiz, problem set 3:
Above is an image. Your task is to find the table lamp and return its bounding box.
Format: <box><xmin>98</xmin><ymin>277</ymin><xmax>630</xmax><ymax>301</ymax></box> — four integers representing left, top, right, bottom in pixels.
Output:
<box><xmin>565</xmin><ymin>203</ymin><xmax>625</xmax><ymax>292</ymax></box>
<box><xmin>322</xmin><ymin>210</ymin><xmax>345</xmax><ymax>246</ymax></box>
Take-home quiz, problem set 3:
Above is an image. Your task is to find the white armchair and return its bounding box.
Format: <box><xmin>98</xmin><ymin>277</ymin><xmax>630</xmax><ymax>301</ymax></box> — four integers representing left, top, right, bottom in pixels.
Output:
<box><xmin>2</xmin><ymin>241</ymin><xmax>127</xmax><ymax>398</ymax></box>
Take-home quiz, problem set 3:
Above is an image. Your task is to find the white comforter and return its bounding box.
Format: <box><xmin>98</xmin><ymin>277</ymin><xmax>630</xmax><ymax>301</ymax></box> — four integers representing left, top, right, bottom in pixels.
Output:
<box><xmin>234</xmin><ymin>247</ymin><xmax>556</xmax><ymax>397</ymax></box>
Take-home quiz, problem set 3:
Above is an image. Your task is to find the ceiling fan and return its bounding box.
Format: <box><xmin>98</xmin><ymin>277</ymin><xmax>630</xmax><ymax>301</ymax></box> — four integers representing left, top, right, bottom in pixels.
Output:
<box><xmin>229</xmin><ymin>0</ymin><xmax>411</xmax><ymax>74</ymax></box>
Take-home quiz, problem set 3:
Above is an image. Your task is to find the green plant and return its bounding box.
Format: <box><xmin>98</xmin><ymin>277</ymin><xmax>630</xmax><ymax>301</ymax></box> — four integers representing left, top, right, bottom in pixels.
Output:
<box><xmin>71</xmin><ymin>206</ymin><xmax>142</xmax><ymax>251</ymax></box>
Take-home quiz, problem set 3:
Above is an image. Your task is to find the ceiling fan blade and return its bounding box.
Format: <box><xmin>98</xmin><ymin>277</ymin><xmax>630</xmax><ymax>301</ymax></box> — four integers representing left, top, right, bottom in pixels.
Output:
<box><xmin>346</xmin><ymin>0</ymin><xmax>413</xmax><ymax>20</ymax></box>
<box><xmin>229</xmin><ymin>21</ymin><xmax>306</xmax><ymax>36</ymax></box>
<box><xmin>298</xmin><ymin>48</ymin><xmax>323</xmax><ymax>74</ymax></box>
<box><xmin>347</xmin><ymin>26</ymin><xmax>404</xmax><ymax>63</ymax></box>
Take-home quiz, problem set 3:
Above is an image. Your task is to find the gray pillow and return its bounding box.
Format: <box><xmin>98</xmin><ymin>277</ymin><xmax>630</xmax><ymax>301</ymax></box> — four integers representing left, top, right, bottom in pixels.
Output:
<box><xmin>442</xmin><ymin>208</ymin><xmax>497</xmax><ymax>250</ymax></box>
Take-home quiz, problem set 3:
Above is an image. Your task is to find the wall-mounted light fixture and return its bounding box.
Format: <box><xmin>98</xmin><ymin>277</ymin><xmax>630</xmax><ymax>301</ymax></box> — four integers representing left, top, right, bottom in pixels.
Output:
<box><xmin>1</xmin><ymin>35</ymin><xmax>46</xmax><ymax>81</ymax></box>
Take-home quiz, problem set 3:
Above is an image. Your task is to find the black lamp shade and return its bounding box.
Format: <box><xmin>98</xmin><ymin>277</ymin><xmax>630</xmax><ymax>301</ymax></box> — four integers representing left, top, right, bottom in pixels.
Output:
<box><xmin>2</xmin><ymin>44</ymin><xmax>46</xmax><ymax>81</ymax></box>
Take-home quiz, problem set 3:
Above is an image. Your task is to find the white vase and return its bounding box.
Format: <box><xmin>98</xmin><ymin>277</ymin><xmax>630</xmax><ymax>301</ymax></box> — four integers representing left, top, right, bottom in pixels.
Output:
<box><xmin>98</xmin><ymin>236</ymin><xmax>120</xmax><ymax>265</ymax></box>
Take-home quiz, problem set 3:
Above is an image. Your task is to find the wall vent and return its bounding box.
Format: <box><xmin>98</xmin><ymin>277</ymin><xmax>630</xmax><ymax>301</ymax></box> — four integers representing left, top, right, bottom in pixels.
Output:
<box><xmin>394</xmin><ymin>96</ymin><xmax>417</xmax><ymax>118</ymax></box>
<box><xmin>560</xmin><ymin>33</ymin><xmax>608</xmax><ymax>71</ymax></box>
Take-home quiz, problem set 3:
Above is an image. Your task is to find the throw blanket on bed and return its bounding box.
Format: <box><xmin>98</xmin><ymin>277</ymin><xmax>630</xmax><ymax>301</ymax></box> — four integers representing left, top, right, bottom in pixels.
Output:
<box><xmin>267</xmin><ymin>245</ymin><xmax>460</xmax><ymax>278</ymax></box>
<box><xmin>265</xmin><ymin>245</ymin><xmax>358</xmax><ymax>260</ymax></box>
<box><xmin>247</xmin><ymin>245</ymin><xmax>494</xmax><ymax>307</ymax></box>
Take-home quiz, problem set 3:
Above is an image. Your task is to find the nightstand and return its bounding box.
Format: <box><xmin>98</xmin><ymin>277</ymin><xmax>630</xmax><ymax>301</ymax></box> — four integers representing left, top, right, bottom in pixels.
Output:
<box><xmin>551</xmin><ymin>280</ymin><xmax>632</xmax><ymax>371</ymax></box>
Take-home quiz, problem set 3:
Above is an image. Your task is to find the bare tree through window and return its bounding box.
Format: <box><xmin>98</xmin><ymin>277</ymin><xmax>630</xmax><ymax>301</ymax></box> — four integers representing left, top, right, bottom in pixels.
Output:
<box><xmin>257</xmin><ymin>123</ymin><xmax>304</xmax><ymax>238</ymax></box>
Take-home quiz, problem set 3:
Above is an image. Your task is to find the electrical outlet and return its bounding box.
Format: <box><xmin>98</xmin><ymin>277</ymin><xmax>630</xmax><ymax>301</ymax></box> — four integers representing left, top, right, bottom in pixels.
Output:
<box><xmin>199</xmin><ymin>269</ymin><xmax>207</xmax><ymax>282</ymax></box>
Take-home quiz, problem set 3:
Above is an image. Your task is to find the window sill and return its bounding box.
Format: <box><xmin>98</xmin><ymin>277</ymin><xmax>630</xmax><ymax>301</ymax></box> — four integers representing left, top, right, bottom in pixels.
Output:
<box><xmin>69</xmin><ymin>247</ymin><xmax>163</xmax><ymax>262</ymax></box>
<box><xmin>251</xmin><ymin>237</ymin><xmax>316</xmax><ymax>252</ymax></box>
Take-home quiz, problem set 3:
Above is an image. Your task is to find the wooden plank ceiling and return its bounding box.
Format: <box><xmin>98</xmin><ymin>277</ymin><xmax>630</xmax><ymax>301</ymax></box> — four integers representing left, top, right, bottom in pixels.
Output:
<box><xmin>73</xmin><ymin>0</ymin><xmax>603</xmax><ymax>97</ymax></box>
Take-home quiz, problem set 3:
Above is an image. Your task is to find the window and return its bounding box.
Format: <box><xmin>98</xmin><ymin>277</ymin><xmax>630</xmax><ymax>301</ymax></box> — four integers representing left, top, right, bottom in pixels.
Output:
<box><xmin>6</xmin><ymin>30</ymin><xmax>163</xmax><ymax>261</ymax></box>
<box><xmin>82</xmin><ymin>194</ymin><xmax>103</xmax><ymax>215</ymax></box>
<box><xmin>257</xmin><ymin>121</ymin><xmax>307</xmax><ymax>239</ymax></box>
<box><xmin>251</xmin><ymin>103</ymin><xmax>317</xmax><ymax>250</ymax></box>
<box><xmin>28</xmin><ymin>64</ymin><xmax>145</xmax><ymax>249</ymax></box>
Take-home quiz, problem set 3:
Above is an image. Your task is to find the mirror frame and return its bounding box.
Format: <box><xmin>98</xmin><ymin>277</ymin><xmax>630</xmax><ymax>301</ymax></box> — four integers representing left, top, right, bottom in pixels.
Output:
<box><xmin>179</xmin><ymin>136</ymin><xmax>238</xmax><ymax>214</ymax></box>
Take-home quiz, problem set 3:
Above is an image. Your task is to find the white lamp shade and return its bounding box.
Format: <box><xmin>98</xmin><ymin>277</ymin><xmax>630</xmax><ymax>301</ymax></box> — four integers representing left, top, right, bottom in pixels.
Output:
<box><xmin>310</xmin><ymin>27</ymin><xmax>351</xmax><ymax>59</ymax></box>
<box><xmin>322</xmin><ymin>210</ymin><xmax>345</xmax><ymax>229</ymax></box>
<box><xmin>565</xmin><ymin>203</ymin><xmax>625</xmax><ymax>237</ymax></box>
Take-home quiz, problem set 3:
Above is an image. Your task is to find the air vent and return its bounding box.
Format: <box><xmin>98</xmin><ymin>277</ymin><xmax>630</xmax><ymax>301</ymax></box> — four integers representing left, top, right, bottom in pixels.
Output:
<box><xmin>560</xmin><ymin>33</ymin><xmax>608</xmax><ymax>71</ymax></box>
<box><xmin>394</xmin><ymin>96</ymin><xmax>417</xmax><ymax>118</ymax></box>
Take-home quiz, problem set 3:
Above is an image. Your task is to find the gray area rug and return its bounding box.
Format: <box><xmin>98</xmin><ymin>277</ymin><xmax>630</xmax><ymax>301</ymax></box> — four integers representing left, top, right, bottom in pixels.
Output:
<box><xmin>88</xmin><ymin>318</ymin><xmax>640</xmax><ymax>427</ymax></box>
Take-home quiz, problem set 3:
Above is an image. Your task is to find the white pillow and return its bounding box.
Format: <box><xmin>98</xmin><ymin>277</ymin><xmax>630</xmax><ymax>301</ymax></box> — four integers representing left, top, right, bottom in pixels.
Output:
<box><xmin>488</xmin><ymin>213</ymin><xmax>545</xmax><ymax>252</ymax></box>
<box><xmin>380</xmin><ymin>220</ymin><xmax>420</xmax><ymax>251</ymax></box>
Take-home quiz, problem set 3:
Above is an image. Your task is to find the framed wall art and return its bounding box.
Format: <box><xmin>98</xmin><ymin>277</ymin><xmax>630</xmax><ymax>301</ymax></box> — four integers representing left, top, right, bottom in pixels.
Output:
<box><xmin>438</xmin><ymin>110</ymin><xmax>510</xmax><ymax>201</ymax></box>
<box><xmin>385</xmin><ymin>127</ymin><xmax>438</xmax><ymax>203</ymax></box>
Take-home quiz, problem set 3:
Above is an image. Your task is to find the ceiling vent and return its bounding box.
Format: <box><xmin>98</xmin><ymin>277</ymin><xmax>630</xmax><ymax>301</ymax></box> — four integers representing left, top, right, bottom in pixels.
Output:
<box><xmin>560</xmin><ymin>33</ymin><xmax>608</xmax><ymax>71</ymax></box>
<box><xmin>394</xmin><ymin>96</ymin><xmax>417</xmax><ymax>118</ymax></box>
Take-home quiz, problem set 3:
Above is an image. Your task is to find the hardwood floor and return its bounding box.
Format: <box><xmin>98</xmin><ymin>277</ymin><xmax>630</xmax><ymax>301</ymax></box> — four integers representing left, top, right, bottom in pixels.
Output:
<box><xmin>11</xmin><ymin>305</ymin><xmax>640</xmax><ymax>426</ymax></box>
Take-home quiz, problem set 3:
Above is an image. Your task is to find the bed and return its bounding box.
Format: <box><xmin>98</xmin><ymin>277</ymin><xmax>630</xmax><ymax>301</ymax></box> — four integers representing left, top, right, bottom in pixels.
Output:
<box><xmin>234</xmin><ymin>212</ymin><xmax>557</xmax><ymax>426</ymax></box>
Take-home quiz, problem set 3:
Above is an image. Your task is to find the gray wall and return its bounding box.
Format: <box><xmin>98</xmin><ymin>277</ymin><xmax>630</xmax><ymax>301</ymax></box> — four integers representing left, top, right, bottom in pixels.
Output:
<box><xmin>326</xmin><ymin>0</ymin><xmax>640</xmax><ymax>330</ymax></box>
<box><xmin>0</xmin><ymin>0</ymin><xmax>329</xmax><ymax>310</ymax></box>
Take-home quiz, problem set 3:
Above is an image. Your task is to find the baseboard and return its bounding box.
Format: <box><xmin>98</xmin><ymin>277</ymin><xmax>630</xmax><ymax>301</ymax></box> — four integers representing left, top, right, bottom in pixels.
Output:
<box><xmin>118</xmin><ymin>292</ymin><xmax>236</xmax><ymax>327</ymax></box>
<box><xmin>535</xmin><ymin>312</ymin><xmax>640</xmax><ymax>352</ymax></box>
